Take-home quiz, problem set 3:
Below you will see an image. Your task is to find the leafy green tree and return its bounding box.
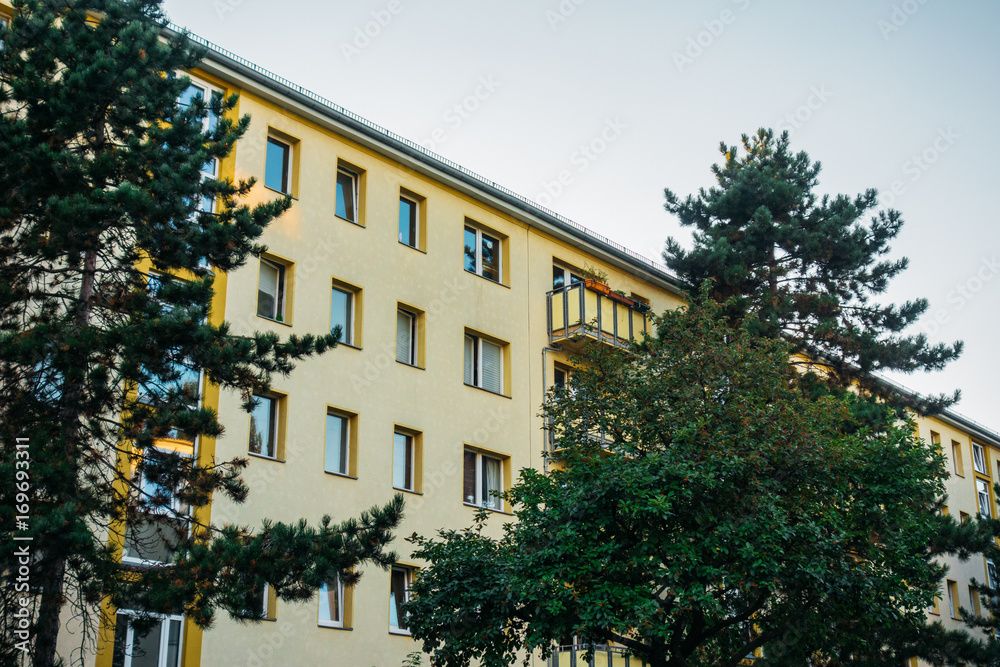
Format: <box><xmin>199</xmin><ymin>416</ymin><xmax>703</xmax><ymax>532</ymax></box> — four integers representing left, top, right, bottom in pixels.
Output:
<box><xmin>662</xmin><ymin>129</ymin><xmax>962</xmax><ymax>413</ymax></box>
<box><xmin>0</xmin><ymin>2</ymin><xmax>402</xmax><ymax>665</ymax></box>
<box><xmin>405</xmin><ymin>294</ymin><xmax>996</xmax><ymax>667</ymax></box>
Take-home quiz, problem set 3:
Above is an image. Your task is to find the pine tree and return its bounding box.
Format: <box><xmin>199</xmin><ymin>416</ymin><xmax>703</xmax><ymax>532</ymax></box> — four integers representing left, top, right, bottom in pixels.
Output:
<box><xmin>0</xmin><ymin>2</ymin><xmax>403</xmax><ymax>665</ymax></box>
<box><xmin>663</xmin><ymin>128</ymin><xmax>962</xmax><ymax>413</ymax></box>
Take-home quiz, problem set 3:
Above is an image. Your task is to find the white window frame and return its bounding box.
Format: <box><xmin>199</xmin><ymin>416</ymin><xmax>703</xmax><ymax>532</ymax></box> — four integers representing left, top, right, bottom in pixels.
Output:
<box><xmin>330</xmin><ymin>284</ymin><xmax>356</xmax><ymax>346</ymax></box>
<box><xmin>464</xmin><ymin>450</ymin><xmax>504</xmax><ymax>511</ymax></box>
<box><xmin>265</xmin><ymin>135</ymin><xmax>292</xmax><ymax>194</ymax></box>
<box><xmin>335</xmin><ymin>166</ymin><xmax>359</xmax><ymax>223</ymax></box>
<box><xmin>464</xmin><ymin>334</ymin><xmax>504</xmax><ymax>395</ymax></box>
<box><xmin>113</xmin><ymin>611</ymin><xmax>185</xmax><ymax>667</ymax></box>
<box><xmin>175</xmin><ymin>73</ymin><xmax>221</xmax><ymax>133</ymax></box>
<box><xmin>947</xmin><ymin>580</ymin><xmax>958</xmax><ymax>619</ymax></box>
<box><xmin>248</xmin><ymin>393</ymin><xmax>279</xmax><ymax>459</ymax></box>
<box><xmin>977</xmin><ymin>478</ymin><xmax>993</xmax><ymax>519</ymax></box>
<box><xmin>257</xmin><ymin>258</ymin><xmax>286</xmax><ymax>322</ymax></box>
<box><xmin>325</xmin><ymin>412</ymin><xmax>350</xmax><ymax>476</ymax></box>
<box><xmin>389</xmin><ymin>565</ymin><xmax>413</xmax><ymax>635</ymax></box>
<box><xmin>318</xmin><ymin>576</ymin><xmax>345</xmax><ymax>629</ymax></box>
<box><xmin>464</xmin><ymin>225</ymin><xmax>502</xmax><ymax>283</ymax></box>
<box><xmin>396</xmin><ymin>309</ymin><xmax>417</xmax><ymax>365</ymax></box>
<box><xmin>973</xmin><ymin>442</ymin><xmax>988</xmax><ymax>475</ymax></box>
<box><xmin>392</xmin><ymin>431</ymin><xmax>415</xmax><ymax>492</ymax></box>
<box><xmin>552</xmin><ymin>264</ymin><xmax>584</xmax><ymax>291</ymax></box>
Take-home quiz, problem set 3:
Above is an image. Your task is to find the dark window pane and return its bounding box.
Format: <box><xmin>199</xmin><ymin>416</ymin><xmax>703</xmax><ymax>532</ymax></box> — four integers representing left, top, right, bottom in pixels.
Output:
<box><xmin>265</xmin><ymin>138</ymin><xmax>289</xmax><ymax>193</ymax></box>
<box><xmin>390</xmin><ymin>568</ymin><xmax>408</xmax><ymax>630</ymax></box>
<box><xmin>464</xmin><ymin>227</ymin><xmax>477</xmax><ymax>273</ymax></box>
<box><xmin>336</xmin><ymin>170</ymin><xmax>356</xmax><ymax>221</ymax></box>
<box><xmin>463</xmin><ymin>451</ymin><xmax>477</xmax><ymax>504</ymax></box>
<box><xmin>399</xmin><ymin>198</ymin><xmax>417</xmax><ymax>246</ymax></box>
<box><xmin>552</xmin><ymin>266</ymin><xmax>565</xmax><ymax>290</ymax></box>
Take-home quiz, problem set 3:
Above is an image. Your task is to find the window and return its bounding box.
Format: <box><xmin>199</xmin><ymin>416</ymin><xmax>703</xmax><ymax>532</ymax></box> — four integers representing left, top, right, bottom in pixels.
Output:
<box><xmin>325</xmin><ymin>412</ymin><xmax>351</xmax><ymax>476</ymax></box>
<box><xmin>335</xmin><ymin>165</ymin><xmax>359</xmax><ymax>223</ymax></box>
<box><xmin>973</xmin><ymin>442</ymin><xmax>988</xmax><ymax>475</ymax></box>
<box><xmin>952</xmin><ymin>440</ymin><xmax>965</xmax><ymax>477</ymax></box>
<box><xmin>464</xmin><ymin>333</ymin><xmax>504</xmax><ymax>395</ymax></box>
<box><xmin>553</xmin><ymin>364</ymin><xmax>572</xmax><ymax>390</ymax></box>
<box><xmin>396</xmin><ymin>308</ymin><xmax>417</xmax><ymax>365</ymax></box>
<box><xmin>970</xmin><ymin>584</ymin><xmax>982</xmax><ymax>617</ymax></box>
<box><xmin>112</xmin><ymin>612</ymin><xmax>184</xmax><ymax>667</ymax></box>
<box><xmin>552</xmin><ymin>264</ymin><xmax>583</xmax><ymax>290</ymax></box>
<box><xmin>464</xmin><ymin>224</ymin><xmax>502</xmax><ymax>282</ymax></box>
<box><xmin>257</xmin><ymin>258</ymin><xmax>287</xmax><ymax>322</ymax></box>
<box><xmin>239</xmin><ymin>583</ymin><xmax>276</xmax><ymax>621</ymax></box>
<box><xmin>318</xmin><ymin>576</ymin><xmax>345</xmax><ymax>629</ymax></box>
<box><xmin>947</xmin><ymin>579</ymin><xmax>959</xmax><ymax>619</ymax></box>
<box><xmin>330</xmin><ymin>287</ymin><xmax>354</xmax><ymax>344</ymax></box>
<box><xmin>960</xmin><ymin>511</ymin><xmax>971</xmax><ymax>524</ymax></box>
<box><xmin>176</xmin><ymin>77</ymin><xmax>220</xmax><ymax>132</ymax></box>
<box><xmin>393</xmin><ymin>431</ymin><xmax>415</xmax><ymax>492</ymax></box>
<box><xmin>399</xmin><ymin>196</ymin><xmax>418</xmax><ymax>248</ymax></box>
<box><xmin>389</xmin><ymin>566</ymin><xmax>413</xmax><ymax>634</ymax></box>
<box><xmin>264</xmin><ymin>135</ymin><xmax>291</xmax><ymax>194</ymax></box>
<box><xmin>464</xmin><ymin>450</ymin><xmax>504</xmax><ymax>511</ymax></box>
<box><xmin>249</xmin><ymin>394</ymin><xmax>280</xmax><ymax>459</ymax></box>
<box><xmin>977</xmin><ymin>479</ymin><xmax>993</xmax><ymax>519</ymax></box>
<box><xmin>988</xmin><ymin>559</ymin><xmax>998</xmax><ymax>591</ymax></box>
<box><xmin>124</xmin><ymin>448</ymin><xmax>190</xmax><ymax>565</ymax></box>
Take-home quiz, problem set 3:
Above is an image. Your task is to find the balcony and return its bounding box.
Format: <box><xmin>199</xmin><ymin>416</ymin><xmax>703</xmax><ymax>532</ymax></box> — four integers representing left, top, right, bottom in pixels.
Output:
<box><xmin>547</xmin><ymin>281</ymin><xmax>650</xmax><ymax>349</ymax></box>
<box><xmin>550</xmin><ymin>644</ymin><xmax>646</xmax><ymax>667</ymax></box>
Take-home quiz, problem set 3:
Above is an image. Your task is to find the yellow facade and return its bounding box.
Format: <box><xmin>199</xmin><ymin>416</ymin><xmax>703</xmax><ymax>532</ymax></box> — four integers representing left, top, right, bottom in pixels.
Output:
<box><xmin>5</xmin><ymin>5</ymin><xmax>993</xmax><ymax>664</ymax></box>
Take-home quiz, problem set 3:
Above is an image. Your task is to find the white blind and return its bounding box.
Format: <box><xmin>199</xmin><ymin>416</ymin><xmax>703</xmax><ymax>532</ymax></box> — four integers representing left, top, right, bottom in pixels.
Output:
<box><xmin>464</xmin><ymin>335</ymin><xmax>475</xmax><ymax>385</ymax></box>
<box><xmin>257</xmin><ymin>262</ymin><xmax>278</xmax><ymax>318</ymax></box>
<box><xmin>393</xmin><ymin>433</ymin><xmax>411</xmax><ymax>490</ymax></box>
<box><xmin>481</xmin><ymin>340</ymin><xmax>502</xmax><ymax>393</ymax></box>
<box><xmin>396</xmin><ymin>311</ymin><xmax>413</xmax><ymax>364</ymax></box>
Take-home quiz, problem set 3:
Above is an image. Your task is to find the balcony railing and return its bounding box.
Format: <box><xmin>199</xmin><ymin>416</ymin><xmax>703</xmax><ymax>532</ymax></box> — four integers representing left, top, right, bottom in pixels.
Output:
<box><xmin>550</xmin><ymin>644</ymin><xmax>647</xmax><ymax>667</ymax></box>
<box><xmin>547</xmin><ymin>281</ymin><xmax>650</xmax><ymax>349</ymax></box>
<box><xmin>549</xmin><ymin>643</ymin><xmax>755</xmax><ymax>666</ymax></box>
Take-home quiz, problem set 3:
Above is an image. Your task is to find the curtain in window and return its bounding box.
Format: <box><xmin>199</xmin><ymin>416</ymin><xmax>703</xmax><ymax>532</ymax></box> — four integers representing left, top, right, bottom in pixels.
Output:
<box><xmin>389</xmin><ymin>569</ymin><xmax>408</xmax><ymax>630</ymax></box>
<box><xmin>464</xmin><ymin>336</ymin><xmax>475</xmax><ymax>385</ymax></box>
<box><xmin>319</xmin><ymin>580</ymin><xmax>342</xmax><ymax>625</ymax></box>
<box><xmin>257</xmin><ymin>262</ymin><xmax>278</xmax><ymax>318</ymax></box>
<box><xmin>396</xmin><ymin>311</ymin><xmax>413</xmax><ymax>364</ymax></box>
<box><xmin>325</xmin><ymin>414</ymin><xmax>347</xmax><ymax>475</ymax></box>
<box><xmin>481</xmin><ymin>341</ymin><xmax>502</xmax><ymax>393</ymax></box>
<box><xmin>248</xmin><ymin>397</ymin><xmax>274</xmax><ymax>457</ymax></box>
<box><xmin>393</xmin><ymin>433</ymin><xmax>412</xmax><ymax>490</ymax></box>
<box><xmin>463</xmin><ymin>451</ymin><xmax>477</xmax><ymax>504</ymax></box>
<box><xmin>483</xmin><ymin>456</ymin><xmax>501</xmax><ymax>510</ymax></box>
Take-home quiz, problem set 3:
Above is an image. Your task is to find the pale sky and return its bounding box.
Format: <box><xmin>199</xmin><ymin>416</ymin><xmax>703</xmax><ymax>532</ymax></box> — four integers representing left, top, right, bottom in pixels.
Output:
<box><xmin>161</xmin><ymin>0</ymin><xmax>999</xmax><ymax>429</ymax></box>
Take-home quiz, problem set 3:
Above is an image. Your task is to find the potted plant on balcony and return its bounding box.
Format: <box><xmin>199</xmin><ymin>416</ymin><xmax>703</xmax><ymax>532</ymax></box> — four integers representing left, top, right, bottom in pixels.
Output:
<box><xmin>581</xmin><ymin>265</ymin><xmax>612</xmax><ymax>296</ymax></box>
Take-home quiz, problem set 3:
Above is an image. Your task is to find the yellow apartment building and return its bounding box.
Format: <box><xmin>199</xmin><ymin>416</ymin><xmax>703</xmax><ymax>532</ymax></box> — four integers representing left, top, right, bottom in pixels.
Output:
<box><xmin>4</xmin><ymin>6</ymin><xmax>993</xmax><ymax>665</ymax></box>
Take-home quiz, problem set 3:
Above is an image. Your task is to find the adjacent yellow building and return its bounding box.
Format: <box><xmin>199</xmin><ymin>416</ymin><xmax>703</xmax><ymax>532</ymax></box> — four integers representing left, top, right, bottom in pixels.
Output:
<box><xmin>7</xmin><ymin>7</ymin><xmax>992</xmax><ymax>665</ymax></box>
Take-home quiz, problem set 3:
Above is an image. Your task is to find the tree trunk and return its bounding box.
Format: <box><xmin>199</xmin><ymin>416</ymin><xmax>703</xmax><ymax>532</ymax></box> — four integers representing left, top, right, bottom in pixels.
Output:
<box><xmin>32</xmin><ymin>558</ymin><xmax>67</xmax><ymax>667</ymax></box>
<box><xmin>34</xmin><ymin>248</ymin><xmax>99</xmax><ymax>666</ymax></box>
